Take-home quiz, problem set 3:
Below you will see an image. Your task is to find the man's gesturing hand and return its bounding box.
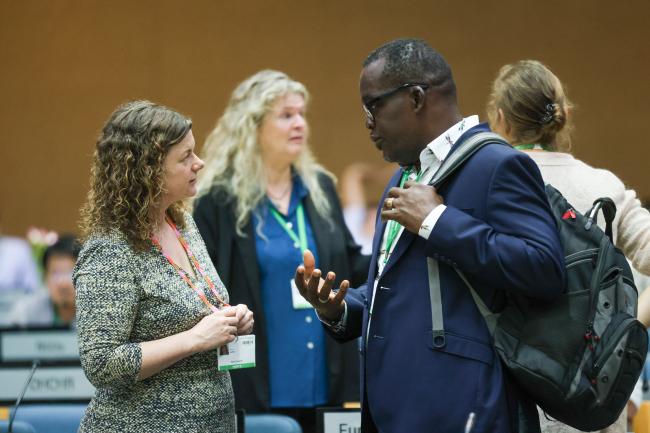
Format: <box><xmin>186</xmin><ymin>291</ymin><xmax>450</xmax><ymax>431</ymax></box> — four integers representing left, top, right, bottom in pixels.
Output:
<box><xmin>294</xmin><ymin>249</ymin><xmax>348</xmax><ymax>322</ymax></box>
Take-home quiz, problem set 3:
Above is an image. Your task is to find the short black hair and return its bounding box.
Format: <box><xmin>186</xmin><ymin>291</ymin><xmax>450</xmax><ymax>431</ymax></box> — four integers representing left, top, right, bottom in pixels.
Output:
<box><xmin>42</xmin><ymin>234</ymin><xmax>80</xmax><ymax>269</ymax></box>
<box><xmin>363</xmin><ymin>38</ymin><xmax>456</xmax><ymax>99</ymax></box>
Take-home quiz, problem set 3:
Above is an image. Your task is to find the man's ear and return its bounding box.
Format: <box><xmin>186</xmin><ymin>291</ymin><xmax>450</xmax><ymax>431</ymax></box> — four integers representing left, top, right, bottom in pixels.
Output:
<box><xmin>411</xmin><ymin>86</ymin><xmax>427</xmax><ymax>113</ymax></box>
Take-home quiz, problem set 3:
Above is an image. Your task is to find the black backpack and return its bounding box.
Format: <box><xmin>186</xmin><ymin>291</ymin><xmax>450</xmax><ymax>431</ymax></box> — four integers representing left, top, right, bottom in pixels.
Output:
<box><xmin>428</xmin><ymin>132</ymin><xmax>648</xmax><ymax>431</ymax></box>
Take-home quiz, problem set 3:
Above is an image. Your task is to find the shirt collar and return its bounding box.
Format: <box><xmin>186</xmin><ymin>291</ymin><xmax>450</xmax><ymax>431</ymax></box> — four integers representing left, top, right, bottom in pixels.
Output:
<box><xmin>419</xmin><ymin>115</ymin><xmax>480</xmax><ymax>171</ymax></box>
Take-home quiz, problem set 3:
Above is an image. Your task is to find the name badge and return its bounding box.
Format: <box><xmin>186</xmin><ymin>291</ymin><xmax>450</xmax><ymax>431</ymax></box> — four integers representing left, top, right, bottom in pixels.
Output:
<box><xmin>291</xmin><ymin>278</ymin><xmax>313</xmax><ymax>310</ymax></box>
<box><xmin>218</xmin><ymin>335</ymin><xmax>256</xmax><ymax>371</ymax></box>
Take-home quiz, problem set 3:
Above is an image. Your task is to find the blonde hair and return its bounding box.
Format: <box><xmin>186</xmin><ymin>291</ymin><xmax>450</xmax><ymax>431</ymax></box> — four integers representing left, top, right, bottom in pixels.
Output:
<box><xmin>196</xmin><ymin>70</ymin><xmax>332</xmax><ymax>234</ymax></box>
<box><xmin>80</xmin><ymin>100</ymin><xmax>192</xmax><ymax>251</ymax></box>
<box><xmin>487</xmin><ymin>60</ymin><xmax>573</xmax><ymax>151</ymax></box>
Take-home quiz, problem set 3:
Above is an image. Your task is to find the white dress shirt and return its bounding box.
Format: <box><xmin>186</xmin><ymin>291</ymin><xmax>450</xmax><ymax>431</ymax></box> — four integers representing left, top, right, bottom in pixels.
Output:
<box><xmin>322</xmin><ymin>115</ymin><xmax>480</xmax><ymax>333</ymax></box>
<box><xmin>369</xmin><ymin>116</ymin><xmax>479</xmax><ymax>313</ymax></box>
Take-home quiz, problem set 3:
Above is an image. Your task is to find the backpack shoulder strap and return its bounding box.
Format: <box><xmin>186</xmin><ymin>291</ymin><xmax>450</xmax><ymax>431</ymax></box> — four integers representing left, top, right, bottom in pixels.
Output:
<box><xmin>426</xmin><ymin>131</ymin><xmax>507</xmax><ymax>347</ymax></box>
<box><xmin>429</xmin><ymin>131</ymin><xmax>508</xmax><ymax>188</ymax></box>
<box><xmin>455</xmin><ymin>269</ymin><xmax>500</xmax><ymax>336</ymax></box>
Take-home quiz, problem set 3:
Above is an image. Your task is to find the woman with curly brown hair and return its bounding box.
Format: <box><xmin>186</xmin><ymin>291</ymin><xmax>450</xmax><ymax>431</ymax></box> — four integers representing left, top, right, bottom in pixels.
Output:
<box><xmin>73</xmin><ymin>100</ymin><xmax>253</xmax><ymax>433</ymax></box>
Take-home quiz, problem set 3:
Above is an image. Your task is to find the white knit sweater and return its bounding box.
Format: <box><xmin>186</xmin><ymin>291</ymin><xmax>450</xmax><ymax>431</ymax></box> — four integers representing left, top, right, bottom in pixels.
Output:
<box><xmin>526</xmin><ymin>150</ymin><xmax>650</xmax><ymax>274</ymax></box>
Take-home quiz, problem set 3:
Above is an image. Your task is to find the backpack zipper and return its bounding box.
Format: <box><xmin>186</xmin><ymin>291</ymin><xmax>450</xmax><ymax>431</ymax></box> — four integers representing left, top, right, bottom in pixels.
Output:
<box><xmin>565</xmin><ymin>248</ymin><xmax>599</xmax><ymax>263</ymax></box>
<box><xmin>590</xmin><ymin>316</ymin><xmax>637</xmax><ymax>378</ymax></box>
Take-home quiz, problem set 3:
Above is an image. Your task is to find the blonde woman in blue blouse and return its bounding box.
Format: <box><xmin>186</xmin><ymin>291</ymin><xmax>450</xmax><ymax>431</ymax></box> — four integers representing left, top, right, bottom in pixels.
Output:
<box><xmin>193</xmin><ymin>70</ymin><xmax>369</xmax><ymax>433</ymax></box>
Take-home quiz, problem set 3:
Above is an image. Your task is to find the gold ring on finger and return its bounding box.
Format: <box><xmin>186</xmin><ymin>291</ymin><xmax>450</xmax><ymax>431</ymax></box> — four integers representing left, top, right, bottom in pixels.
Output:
<box><xmin>385</xmin><ymin>198</ymin><xmax>394</xmax><ymax>209</ymax></box>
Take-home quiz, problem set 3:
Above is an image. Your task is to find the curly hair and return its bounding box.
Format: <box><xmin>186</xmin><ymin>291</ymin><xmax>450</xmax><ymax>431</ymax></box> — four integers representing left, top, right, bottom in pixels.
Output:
<box><xmin>487</xmin><ymin>60</ymin><xmax>574</xmax><ymax>151</ymax></box>
<box><xmin>195</xmin><ymin>70</ymin><xmax>332</xmax><ymax>235</ymax></box>
<box><xmin>80</xmin><ymin>100</ymin><xmax>192</xmax><ymax>251</ymax></box>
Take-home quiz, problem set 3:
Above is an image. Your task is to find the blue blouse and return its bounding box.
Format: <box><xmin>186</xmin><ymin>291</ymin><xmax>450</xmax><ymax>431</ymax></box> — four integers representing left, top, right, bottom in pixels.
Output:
<box><xmin>253</xmin><ymin>175</ymin><xmax>328</xmax><ymax>408</ymax></box>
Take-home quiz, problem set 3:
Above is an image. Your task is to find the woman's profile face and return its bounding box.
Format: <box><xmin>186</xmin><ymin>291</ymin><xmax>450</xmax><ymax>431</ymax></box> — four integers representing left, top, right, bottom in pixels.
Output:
<box><xmin>258</xmin><ymin>92</ymin><xmax>307</xmax><ymax>164</ymax></box>
<box><xmin>161</xmin><ymin>130</ymin><xmax>205</xmax><ymax>204</ymax></box>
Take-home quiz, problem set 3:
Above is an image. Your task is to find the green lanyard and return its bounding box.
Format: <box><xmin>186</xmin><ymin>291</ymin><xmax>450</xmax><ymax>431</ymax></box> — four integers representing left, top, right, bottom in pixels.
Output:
<box><xmin>52</xmin><ymin>303</ymin><xmax>64</xmax><ymax>326</ymax></box>
<box><xmin>269</xmin><ymin>202</ymin><xmax>308</xmax><ymax>252</ymax></box>
<box><xmin>383</xmin><ymin>166</ymin><xmax>423</xmax><ymax>263</ymax></box>
<box><xmin>514</xmin><ymin>143</ymin><xmax>549</xmax><ymax>151</ymax></box>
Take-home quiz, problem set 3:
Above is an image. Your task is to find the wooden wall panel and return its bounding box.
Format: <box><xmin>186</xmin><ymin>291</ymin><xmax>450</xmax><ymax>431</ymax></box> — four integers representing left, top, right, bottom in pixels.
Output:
<box><xmin>1</xmin><ymin>0</ymin><xmax>648</xmax><ymax>235</ymax></box>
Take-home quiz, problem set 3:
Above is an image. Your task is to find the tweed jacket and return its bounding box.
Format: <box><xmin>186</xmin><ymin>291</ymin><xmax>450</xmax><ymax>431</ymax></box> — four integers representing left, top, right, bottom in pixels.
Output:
<box><xmin>74</xmin><ymin>213</ymin><xmax>235</xmax><ymax>433</ymax></box>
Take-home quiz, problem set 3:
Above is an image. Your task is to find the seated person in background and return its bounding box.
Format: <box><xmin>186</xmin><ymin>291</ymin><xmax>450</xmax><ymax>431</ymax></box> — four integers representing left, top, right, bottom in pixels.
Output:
<box><xmin>340</xmin><ymin>162</ymin><xmax>393</xmax><ymax>254</ymax></box>
<box><xmin>0</xmin><ymin>224</ymin><xmax>40</xmax><ymax>294</ymax></box>
<box><xmin>8</xmin><ymin>234</ymin><xmax>79</xmax><ymax>327</ymax></box>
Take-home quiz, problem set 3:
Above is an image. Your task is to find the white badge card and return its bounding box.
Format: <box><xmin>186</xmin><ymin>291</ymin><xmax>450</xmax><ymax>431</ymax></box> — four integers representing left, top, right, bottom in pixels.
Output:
<box><xmin>217</xmin><ymin>334</ymin><xmax>256</xmax><ymax>371</ymax></box>
<box><xmin>291</xmin><ymin>278</ymin><xmax>314</xmax><ymax>310</ymax></box>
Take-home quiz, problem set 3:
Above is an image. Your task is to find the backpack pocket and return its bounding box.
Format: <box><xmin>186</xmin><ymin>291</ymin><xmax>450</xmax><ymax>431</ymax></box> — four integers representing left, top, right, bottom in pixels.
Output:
<box><xmin>593</xmin><ymin>271</ymin><xmax>638</xmax><ymax>337</ymax></box>
<box><xmin>590</xmin><ymin>316</ymin><xmax>646</xmax><ymax>402</ymax></box>
<box><xmin>556</xmin><ymin>314</ymin><xmax>645</xmax><ymax>431</ymax></box>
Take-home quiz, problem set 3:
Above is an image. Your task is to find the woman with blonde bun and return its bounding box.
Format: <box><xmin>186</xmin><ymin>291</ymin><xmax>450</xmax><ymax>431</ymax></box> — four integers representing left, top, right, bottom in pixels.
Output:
<box><xmin>488</xmin><ymin>59</ymin><xmax>650</xmax><ymax>433</ymax></box>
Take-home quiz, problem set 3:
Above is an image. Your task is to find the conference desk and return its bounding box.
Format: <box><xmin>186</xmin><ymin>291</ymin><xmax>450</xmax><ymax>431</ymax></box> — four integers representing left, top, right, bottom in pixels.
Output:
<box><xmin>0</xmin><ymin>327</ymin><xmax>94</xmax><ymax>404</ymax></box>
<box><xmin>317</xmin><ymin>407</ymin><xmax>361</xmax><ymax>433</ymax></box>
<box><xmin>0</xmin><ymin>327</ymin><xmax>362</xmax><ymax>433</ymax></box>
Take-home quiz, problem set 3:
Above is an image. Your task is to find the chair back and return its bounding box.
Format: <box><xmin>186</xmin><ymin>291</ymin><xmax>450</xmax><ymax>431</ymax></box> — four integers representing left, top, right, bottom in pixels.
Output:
<box><xmin>10</xmin><ymin>403</ymin><xmax>86</xmax><ymax>433</ymax></box>
<box><xmin>0</xmin><ymin>420</ymin><xmax>36</xmax><ymax>433</ymax></box>
<box><xmin>245</xmin><ymin>414</ymin><xmax>302</xmax><ymax>433</ymax></box>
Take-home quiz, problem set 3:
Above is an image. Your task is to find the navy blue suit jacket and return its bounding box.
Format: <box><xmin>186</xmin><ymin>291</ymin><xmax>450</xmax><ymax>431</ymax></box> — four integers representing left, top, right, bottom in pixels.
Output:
<box><xmin>333</xmin><ymin>124</ymin><xmax>565</xmax><ymax>433</ymax></box>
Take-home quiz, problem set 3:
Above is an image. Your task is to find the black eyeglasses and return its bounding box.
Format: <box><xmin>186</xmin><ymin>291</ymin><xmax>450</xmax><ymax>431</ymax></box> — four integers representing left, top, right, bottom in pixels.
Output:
<box><xmin>362</xmin><ymin>83</ymin><xmax>429</xmax><ymax>123</ymax></box>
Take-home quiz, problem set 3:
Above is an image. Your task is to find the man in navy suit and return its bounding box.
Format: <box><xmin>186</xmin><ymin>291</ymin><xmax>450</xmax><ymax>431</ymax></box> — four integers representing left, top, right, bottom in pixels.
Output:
<box><xmin>295</xmin><ymin>39</ymin><xmax>565</xmax><ymax>433</ymax></box>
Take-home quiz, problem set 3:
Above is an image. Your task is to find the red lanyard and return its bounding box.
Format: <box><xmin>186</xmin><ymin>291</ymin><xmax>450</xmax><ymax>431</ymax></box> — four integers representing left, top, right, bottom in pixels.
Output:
<box><xmin>151</xmin><ymin>217</ymin><xmax>229</xmax><ymax>312</ymax></box>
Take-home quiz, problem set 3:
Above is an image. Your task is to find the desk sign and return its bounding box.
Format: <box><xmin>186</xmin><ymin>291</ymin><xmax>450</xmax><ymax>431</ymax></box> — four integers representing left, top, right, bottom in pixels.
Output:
<box><xmin>317</xmin><ymin>408</ymin><xmax>361</xmax><ymax>433</ymax></box>
<box><xmin>0</xmin><ymin>366</ymin><xmax>94</xmax><ymax>401</ymax></box>
<box><xmin>1</xmin><ymin>330</ymin><xmax>79</xmax><ymax>362</ymax></box>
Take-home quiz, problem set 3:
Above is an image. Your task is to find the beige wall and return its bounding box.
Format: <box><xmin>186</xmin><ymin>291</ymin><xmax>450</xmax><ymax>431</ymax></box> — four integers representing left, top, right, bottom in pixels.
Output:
<box><xmin>1</xmin><ymin>0</ymin><xmax>648</xmax><ymax>236</ymax></box>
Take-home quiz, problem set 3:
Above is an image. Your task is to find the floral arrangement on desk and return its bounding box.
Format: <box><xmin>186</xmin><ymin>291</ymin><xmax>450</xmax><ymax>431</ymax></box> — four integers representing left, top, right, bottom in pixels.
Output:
<box><xmin>26</xmin><ymin>227</ymin><xmax>58</xmax><ymax>274</ymax></box>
